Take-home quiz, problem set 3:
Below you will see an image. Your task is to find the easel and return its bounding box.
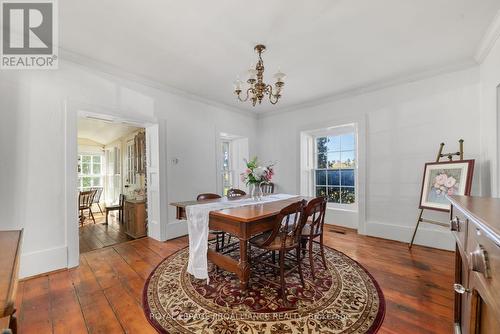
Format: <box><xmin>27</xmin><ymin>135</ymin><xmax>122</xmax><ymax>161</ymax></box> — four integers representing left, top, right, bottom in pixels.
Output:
<box><xmin>408</xmin><ymin>139</ymin><xmax>464</xmax><ymax>249</ymax></box>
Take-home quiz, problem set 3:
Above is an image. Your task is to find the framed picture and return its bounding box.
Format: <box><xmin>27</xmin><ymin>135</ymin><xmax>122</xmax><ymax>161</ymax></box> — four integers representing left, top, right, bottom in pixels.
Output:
<box><xmin>419</xmin><ymin>160</ymin><xmax>474</xmax><ymax>212</ymax></box>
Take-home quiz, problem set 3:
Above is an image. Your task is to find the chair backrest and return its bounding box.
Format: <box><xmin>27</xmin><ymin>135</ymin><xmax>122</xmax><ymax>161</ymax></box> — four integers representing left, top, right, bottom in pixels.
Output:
<box><xmin>79</xmin><ymin>190</ymin><xmax>95</xmax><ymax>208</ymax></box>
<box><xmin>90</xmin><ymin>187</ymin><xmax>103</xmax><ymax>203</ymax></box>
<box><xmin>119</xmin><ymin>194</ymin><xmax>125</xmax><ymax>207</ymax></box>
<box><xmin>260</xmin><ymin>199</ymin><xmax>307</xmax><ymax>248</ymax></box>
<box><xmin>302</xmin><ymin>196</ymin><xmax>327</xmax><ymax>236</ymax></box>
<box><xmin>227</xmin><ymin>188</ymin><xmax>246</xmax><ymax>198</ymax></box>
<box><xmin>196</xmin><ymin>193</ymin><xmax>222</xmax><ymax>201</ymax></box>
<box><xmin>260</xmin><ymin>182</ymin><xmax>275</xmax><ymax>195</ymax></box>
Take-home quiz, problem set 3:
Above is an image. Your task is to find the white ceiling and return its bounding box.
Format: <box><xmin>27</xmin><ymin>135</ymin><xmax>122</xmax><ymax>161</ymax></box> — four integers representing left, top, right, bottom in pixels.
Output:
<box><xmin>77</xmin><ymin>118</ymin><xmax>142</xmax><ymax>145</ymax></box>
<box><xmin>60</xmin><ymin>0</ymin><xmax>500</xmax><ymax>113</ymax></box>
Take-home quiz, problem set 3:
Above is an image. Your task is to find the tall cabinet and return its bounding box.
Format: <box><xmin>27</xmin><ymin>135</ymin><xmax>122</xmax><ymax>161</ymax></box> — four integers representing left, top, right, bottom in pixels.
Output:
<box><xmin>449</xmin><ymin>196</ymin><xmax>500</xmax><ymax>334</ymax></box>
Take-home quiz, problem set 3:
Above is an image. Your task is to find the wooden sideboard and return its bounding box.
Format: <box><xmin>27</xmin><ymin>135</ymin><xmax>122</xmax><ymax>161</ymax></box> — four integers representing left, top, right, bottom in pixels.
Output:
<box><xmin>0</xmin><ymin>230</ymin><xmax>23</xmax><ymax>334</ymax></box>
<box><xmin>449</xmin><ymin>196</ymin><xmax>500</xmax><ymax>334</ymax></box>
<box><xmin>123</xmin><ymin>199</ymin><xmax>147</xmax><ymax>239</ymax></box>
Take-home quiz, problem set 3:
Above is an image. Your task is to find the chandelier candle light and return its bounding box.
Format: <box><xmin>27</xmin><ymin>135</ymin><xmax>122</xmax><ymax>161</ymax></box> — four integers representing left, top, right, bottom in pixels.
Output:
<box><xmin>234</xmin><ymin>44</ymin><xmax>285</xmax><ymax>106</ymax></box>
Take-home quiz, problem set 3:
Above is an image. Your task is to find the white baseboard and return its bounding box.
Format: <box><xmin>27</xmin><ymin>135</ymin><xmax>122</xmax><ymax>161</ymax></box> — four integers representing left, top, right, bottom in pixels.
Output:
<box><xmin>365</xmin><ymin>221</ymin><xmax>455</xmax><ymax>251</ymax></box>
<box><xmin>166</xmin><ymin>220</ymin><xmax>188</xmax><ymax>240</ymax></box>
<box><xmin>20</xmin><ymin>245</ymin><xmax>68</xmax><ymax>279</ymax></box>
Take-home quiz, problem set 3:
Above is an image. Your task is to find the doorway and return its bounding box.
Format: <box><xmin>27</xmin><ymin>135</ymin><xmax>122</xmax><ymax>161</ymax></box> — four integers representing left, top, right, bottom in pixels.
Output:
<box><xmin>77</xmin><ymin>117</ymin><xmax>147</xmax><ymax>253</ymax></box>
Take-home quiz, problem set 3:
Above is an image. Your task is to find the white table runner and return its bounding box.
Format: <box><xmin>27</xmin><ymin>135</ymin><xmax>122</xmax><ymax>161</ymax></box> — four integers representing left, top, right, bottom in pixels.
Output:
<box><xmin>186</xmin><ymin>193</ymin><xmax>298</xmax><ymax>281</ymax></box>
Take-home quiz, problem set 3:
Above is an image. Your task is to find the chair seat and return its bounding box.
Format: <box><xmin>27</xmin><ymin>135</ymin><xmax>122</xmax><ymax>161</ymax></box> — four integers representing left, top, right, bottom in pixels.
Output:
<box><xmin>250</xmin><ymin>231</ymin><xmax>298</xmax><ymax>251</ymax></box>
<box><xmin>105</xmin><ymin>205</ymin><xmax>122</xmax><ymax>210</ymax></box>
<box><xmin>79</xmin><ymin>205</ymin><xmax>89</xmax><ymax>210</ymax></box>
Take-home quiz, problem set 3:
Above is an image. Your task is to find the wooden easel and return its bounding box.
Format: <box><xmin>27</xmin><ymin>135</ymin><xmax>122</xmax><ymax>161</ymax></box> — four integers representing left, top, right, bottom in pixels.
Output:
<box><xmin>408</xmin><ymin>139</ymin><xmax>464</xmax><ymax>249</ymax></box>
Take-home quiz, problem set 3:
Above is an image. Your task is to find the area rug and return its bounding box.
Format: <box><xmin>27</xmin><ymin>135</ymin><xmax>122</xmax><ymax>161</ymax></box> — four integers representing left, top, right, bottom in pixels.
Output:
<box><xmin>143</xmin><ymin>244</ymin><xmax>385</xmax><ymax>333</ymax></box>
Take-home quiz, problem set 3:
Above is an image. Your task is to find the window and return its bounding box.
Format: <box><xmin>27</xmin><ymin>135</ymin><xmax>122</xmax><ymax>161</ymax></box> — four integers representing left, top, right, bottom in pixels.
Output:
<box><xmin>126</xmin><ymin>141</ymin><xmax>136</xmax><ymax>185</ymax></box>
<box><xmin>221</xmin><ymin>140</ymin><xmax>232</xmax><ymax>196</ymax></box>
<box><xmin>78</xmin><ymin>154</ymin><xmax>104</xmax><ymax>191</ymax></box>
<box><xmin>314</xmin><ymin>132</ymin><xmax>356</xmax><ymax>207</ymax></box>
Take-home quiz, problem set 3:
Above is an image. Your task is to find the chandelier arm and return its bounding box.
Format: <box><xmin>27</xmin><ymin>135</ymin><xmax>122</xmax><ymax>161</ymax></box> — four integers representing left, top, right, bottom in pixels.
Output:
<box><xmin>237</xmin><ymin>87</ymin><xmax>253</xmax><ymax>102</ymax></box>
<box><xmin>266</xmin><ymin>85</ymin><xmax>279</xmax><ymax>104</ymax></box>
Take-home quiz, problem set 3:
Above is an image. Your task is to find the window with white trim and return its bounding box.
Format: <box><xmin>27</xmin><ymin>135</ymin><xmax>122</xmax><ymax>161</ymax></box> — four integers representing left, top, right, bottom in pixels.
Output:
<box><xmin>78</xmin><ymin>154</ymin><xmax>104</xmax><ymax>191</ymax></box>
<box><xmin>221</xmin><ymin>140</ymin><xmax>233</xmax><ymax>196</ymax></box>
<box><xmin>310</xmin><ymin>126</ymin><xmax>357</xmax><ymax>210</ymax></box>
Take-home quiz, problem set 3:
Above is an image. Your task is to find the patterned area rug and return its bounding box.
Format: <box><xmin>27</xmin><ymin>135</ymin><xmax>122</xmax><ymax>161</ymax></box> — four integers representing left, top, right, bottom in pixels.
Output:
<box><xmin>143</xmin><ymin>244</ymin><xmax>385</xmax><ymax>333</ymax></box>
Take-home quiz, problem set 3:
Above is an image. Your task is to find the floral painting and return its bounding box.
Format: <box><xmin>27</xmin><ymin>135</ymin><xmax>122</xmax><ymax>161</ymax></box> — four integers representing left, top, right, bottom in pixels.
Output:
<box><xmin>419</xmin><ymin>160</ymin><xmax>474</xmax><ymax>212</ymax></box>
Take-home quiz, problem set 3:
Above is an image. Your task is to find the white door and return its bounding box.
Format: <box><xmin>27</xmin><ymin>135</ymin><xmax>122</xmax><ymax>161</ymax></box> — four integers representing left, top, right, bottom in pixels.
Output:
<box><xmin>146</xmin><ymin>124</ymin><xmax>161</xmax><ymax>240</ymax></box>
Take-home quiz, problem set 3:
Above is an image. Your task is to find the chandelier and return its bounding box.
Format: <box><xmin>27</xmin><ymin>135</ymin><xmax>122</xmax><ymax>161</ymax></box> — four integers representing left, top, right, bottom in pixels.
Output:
<box><xmin>233</xmin><ymin>44</ymin><xmax>286</xmax><ymax>106</ymax></box>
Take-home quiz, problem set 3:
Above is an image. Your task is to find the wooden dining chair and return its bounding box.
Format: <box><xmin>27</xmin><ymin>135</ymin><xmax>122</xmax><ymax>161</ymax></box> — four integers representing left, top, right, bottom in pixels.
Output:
<box><xmin>196</xmin><ymin>193</ymin><xmax>228</xmax><ymax>252</ymax></box>
<box><xmin>105</xmin><ymin>194</ymin><xmax>125</xmax><ymax>225</ymax></box>
<box><xmin>227</xmin><ymin>188</ymin><xmax>246</xmax><ymax>198</ymax></box>
<box><xmin>300</xmin><ymin>196</ymin><xmax>328</xmax><ymax>280</ymax></box>
<box><xmin>79</xmin><ymin>190</ymin><xmax>96</xmax><ymax>226</ymax></box>
<box><xmin>260</xmin><ymin>182</ymin><xmax>275</xmax><ymax>195</ymax></box>
<box><xmin>249</xmin><ymin>199</ymin><xmax>307</xmax><ymax>298</ymax></box>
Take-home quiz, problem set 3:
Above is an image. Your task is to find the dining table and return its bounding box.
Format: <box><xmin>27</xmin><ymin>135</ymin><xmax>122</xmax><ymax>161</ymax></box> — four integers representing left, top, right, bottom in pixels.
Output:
<box><xmin>170</xmin><ymin>195</ymin><xmax>311</xmax><ymax>292</ymax></box>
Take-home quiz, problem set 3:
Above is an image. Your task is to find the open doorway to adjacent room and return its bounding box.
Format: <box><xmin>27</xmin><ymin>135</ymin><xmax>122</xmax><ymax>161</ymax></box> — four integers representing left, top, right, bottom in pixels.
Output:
<box><xmin>77</xmin><ymin>117</ymin><xmax>148</xmax><ymax>253</ymax></box>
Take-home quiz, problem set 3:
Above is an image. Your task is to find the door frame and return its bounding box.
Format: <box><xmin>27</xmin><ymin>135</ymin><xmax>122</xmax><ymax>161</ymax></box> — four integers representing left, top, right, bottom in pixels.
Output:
<box><xmin>64</xmin><ymin>100</ymin><xmax>165</xmax><ymax>268</ymax></box>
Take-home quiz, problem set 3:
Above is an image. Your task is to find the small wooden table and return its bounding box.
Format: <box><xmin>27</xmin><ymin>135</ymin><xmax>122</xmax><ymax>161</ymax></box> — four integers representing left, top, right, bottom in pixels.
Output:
<box><xmin>0</xmin><ymin>230</ymin><xmax>23</xmax><ymax>334</ymax></box>
<box><xmin>170</xmin><ymin>196</ymin><xmax>309</xmax><ymax>291</ymax></box>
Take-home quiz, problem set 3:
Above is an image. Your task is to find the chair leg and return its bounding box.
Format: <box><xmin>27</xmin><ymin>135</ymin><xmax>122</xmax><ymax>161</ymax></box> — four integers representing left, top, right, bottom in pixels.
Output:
<box><xmin>97</xmin><ymin>203</ymin><xmax>103</xmax><ymax>214</ymax></box>
<box><xmin>272</xmin><ymin>250</ymin><xmax>276</xmax><ymax>264</ymax></box>
<box><xmin>308</xmin><ymin>237</ymin><xmax>315</xmax><ymax>280</ymax></box>
<box><xmin>301</xmin><ymin>238</ymin><xmax>307</xmax><ymax>256</ymax></box>
<box><xmin>105</xmin><ymin>210</ymin><xmax>109</xmax><ymax>225</ymax></box>
<box><xmin>215</xmin><ymin>234</ymin><xmax>220</xmax><ymax>252</ymax></box>
<box><xmin>296</xmin><ymin>247</ymin><xmax>305</xmax><ymax>288</ymax></box>
<box><xmin>221</xmin><ymin>233</ymin><xmax>225</xmax><ymax>250</ymax></box>
<box><xmin>227</xmin><ymin>235</ymin><xmax>231</xmax><ymax>246</ymax></box>
<box><xmin>279</xmin><ymin>250</ymin><xmax>286</xmax><ymax>299</ymax></box>
<box><xmin>89</xmin><ymin>208</ymin><xmax>96</xmax><ymax>224</ymax></box>
<box><xmin>319</xmin><ymin>234</ymin><xmax>327</xmax><ymax>269</ymax></box>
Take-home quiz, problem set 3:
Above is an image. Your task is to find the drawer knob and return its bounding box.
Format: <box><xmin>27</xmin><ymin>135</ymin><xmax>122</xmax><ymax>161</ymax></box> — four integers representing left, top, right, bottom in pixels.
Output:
<box><xmin>470</xmin><ymin>245</ymin><xmax>491</xmax><ymax>279</ymax></box>
<box><xmin>450</xmin><ymin>217</ymin><xmax>460</xmax><ymax>232</ymax></box>
<box><xmin>453</xmin><ymin>283</ymin><xmax>470</xmax><ymax>294</ymax></box>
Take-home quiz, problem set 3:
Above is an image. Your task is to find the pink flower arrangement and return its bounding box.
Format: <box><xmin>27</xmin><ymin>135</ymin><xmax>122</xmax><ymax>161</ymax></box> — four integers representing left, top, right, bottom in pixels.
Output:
<box><xmin>240</xmin><ymin>157</ymin><xmax>275</xmax><ymax>185</ymax></box>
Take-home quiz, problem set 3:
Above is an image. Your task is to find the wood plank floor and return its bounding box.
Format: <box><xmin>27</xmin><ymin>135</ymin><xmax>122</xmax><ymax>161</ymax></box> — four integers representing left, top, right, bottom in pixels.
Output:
<box><xmin>79</xmin><ymin>210</ymin><xmax>133</xmax><ymax>254</ymax></box>
<box><xmin>18</xmin><ymin>228</ymin><xmax>455</xmax><ymax>334</ymax></box>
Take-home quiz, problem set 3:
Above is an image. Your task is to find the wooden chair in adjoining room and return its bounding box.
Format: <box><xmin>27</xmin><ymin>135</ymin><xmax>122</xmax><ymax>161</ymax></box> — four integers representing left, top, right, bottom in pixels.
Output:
<box><xmin>300</xmin><ymin>196</ymin><xmax>328</xmax><ymax>280</ymax></box>
<box><xmin>249</xmin><ymin>200</ymin><xmax>307</xmax><ymax>298</ymax></box>
<box><xmin>196</xmin><ymin>193</ymin><xmax>228</xmax><ymax>252</ymax></box>
<box><xmin>105</xmin><ymin>194</ymin><xmax>125</xmax><ymax>225</ymax></box>
<box><xmin>79</xmin><ymin>190</ymin><xmax>96</xmax><ymax>226</ymax></box>
<box><xmin>260</xmin><ymin>182</ymin><xmax>275</xmax><ymax>195</ymax></box>
<box><xmin>227</xmin><ymin>188</ymin><xmax>246</xmax><ymax>198</ymax></box>
<box><xmin>90</xmin><ymin>187</ymin><xmax>104</xmax><ymax>214</ymax></box>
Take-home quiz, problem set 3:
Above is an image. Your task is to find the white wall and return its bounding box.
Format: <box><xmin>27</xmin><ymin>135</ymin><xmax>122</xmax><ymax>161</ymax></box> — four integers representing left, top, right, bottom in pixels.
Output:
<box><xmin>257</xmin><ymin>67</ymin><xmax>482</xmax><ymax>250</ymax></box>
<box><xmin>479</xmin><ymin>33</ymin><xmax>500</xmax><ymax>197</ymax></box>
<box><xmin>0</xmin><ymin>61</ymin><xmax>257</xmax><ymax>278</ymax></box>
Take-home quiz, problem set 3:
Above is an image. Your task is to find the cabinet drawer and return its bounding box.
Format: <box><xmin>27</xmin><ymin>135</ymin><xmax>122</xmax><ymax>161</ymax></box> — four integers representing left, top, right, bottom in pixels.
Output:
<box><xmin>451</xmin><ymin>206</ymin><xmax>468</xmax><ymax>255</ymax></box>
<box><xmin>467</xmin><ymin>224</ymin><xmax>500</xmax><ymax>318</ymax></box>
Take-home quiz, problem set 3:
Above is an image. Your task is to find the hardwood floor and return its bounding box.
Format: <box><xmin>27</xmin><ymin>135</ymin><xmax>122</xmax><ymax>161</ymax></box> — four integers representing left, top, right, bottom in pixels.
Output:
<box><xmin>18</xmin><ymin>228</ymin><xmax>454</xmax><ymax>334</ymax></box>
<box><xmin>79</xmin><ymin>210</ymin><xmax>132</xmax><ymax>254</ymax></box>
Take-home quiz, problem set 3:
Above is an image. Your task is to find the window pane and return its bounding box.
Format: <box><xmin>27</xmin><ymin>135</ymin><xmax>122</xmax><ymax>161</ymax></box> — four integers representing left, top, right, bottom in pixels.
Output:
<box><xmin>82</xmin><ymin>156</ymin><xmax>91</xmax><ymax>163</ymax></box>
<box><xmin>327</xmin><ymin>186</ymin><xmax>340</xmax><ymax>203</ymax></box>
<box><xmin>317</xmin><ymin>153</ymin><xmax>327</xmax><ymax>169</ymax></box>
<box><xmin>327</xmin><ymin>152</ymin><xmax>341</xmax><ymax>168</ymax></box>
<box><xmin>316</xmin><ymin>186</ymin><xmax>327</xmax><ymax>198</ymax></box>
<box><xmin>326</xmin><ymin>136</ymin><xmax>341</xmax><ymax>152</ymax></box>
<box><xmin>82</xmin><ymin>163</ymin><xmax>90</xmax><ymax>174</ymax></box>
<box><xmin>327</xmin><ymin>170</ymin><xmax>340</xmax><ymax>186</ymax></box>
<box><xmin>315</xmin><ymin>170</ymin><xmax>326</xmax><ymax>185</ymax></box>
<box><xmin>222</xmin><ymin>142</ymin><xmax>230</xmax><ymax>170</ymax></box>
<box><xmin>341</xmin><ymin>187</ymin><xmax>355</xmax><ymax>204</ymax></box>
<box><xmin>93</xmin><ymin>163</ymin><xmax>101</xmax><ymax>174</ymax></box>
<box><xmin>341</xmin><ymin>169</ymin><xmax>355</xmax><ymax>186</ymax></box>
<box><xmin>82</xmin><ymin>177</ymin><xmax>91</xmax><ymax>187</ymax></box>
<box><xmin>92</xmin><ymin>177</ymin><xmax>102</xmax><ymax>187</ymax></box>
<box><xmin>93</xmin><ymin>156</ymin><xmax>101</xmax><ymax>163</ymax></box>
<box><xmin>341</xmin><ymin>150</ymin><xmax>355</xmax><ymax>168</ymax></box>
<box><xmin>341</xmin><ymin>133</ymin><xmax>355</xmax><ymax>151</ymax></box>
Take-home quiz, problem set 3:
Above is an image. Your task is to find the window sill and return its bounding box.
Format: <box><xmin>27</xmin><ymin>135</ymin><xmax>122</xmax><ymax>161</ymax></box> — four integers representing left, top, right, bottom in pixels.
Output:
<box><xmin>326</xmin><ymin>205</ymin><xmax>358</xmax><ymax>213</ymax></box>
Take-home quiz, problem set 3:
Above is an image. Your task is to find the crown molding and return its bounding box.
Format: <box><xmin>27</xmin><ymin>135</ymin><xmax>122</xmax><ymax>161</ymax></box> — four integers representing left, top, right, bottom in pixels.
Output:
<box><xmin>257</xmin><ymin>59</ymin><xmax>478</xmax><ymax>119</ymax></box>
<box><xmin>58</xmin><ymin>48</ymin><xmax>257</xmax><ymax>119</ymax></box>
<box><xmin>475</xmin><ymin>9</ymin><xmax>500</xmax><ymax>64</ymax></box>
